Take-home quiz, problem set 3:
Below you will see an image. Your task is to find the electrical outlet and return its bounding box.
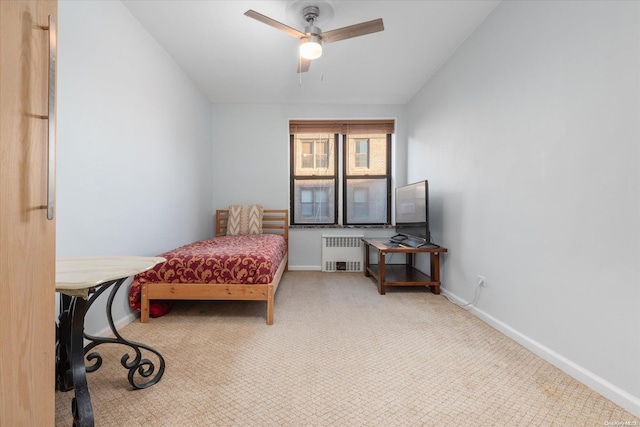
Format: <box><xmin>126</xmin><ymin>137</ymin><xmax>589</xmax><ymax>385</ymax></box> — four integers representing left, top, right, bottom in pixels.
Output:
<box><xmin>477</xmin><ymin>275</ymin><xmax>487</xmax><ymax>287</ymax></box>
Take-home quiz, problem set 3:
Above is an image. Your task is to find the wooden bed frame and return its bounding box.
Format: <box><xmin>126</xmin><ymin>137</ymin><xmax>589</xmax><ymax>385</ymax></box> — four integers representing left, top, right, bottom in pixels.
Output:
<box><xmin>140</xmin><ymin>209</ymin><xmax>289</xmax><ymax>325</ymax></box>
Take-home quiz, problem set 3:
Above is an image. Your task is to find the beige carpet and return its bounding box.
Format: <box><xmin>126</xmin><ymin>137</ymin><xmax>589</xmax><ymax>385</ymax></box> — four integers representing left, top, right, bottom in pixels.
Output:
<box><xmin>56</xmin><ymin>271</ymin><xmax>639</xmax><ymax>426</ymax></box>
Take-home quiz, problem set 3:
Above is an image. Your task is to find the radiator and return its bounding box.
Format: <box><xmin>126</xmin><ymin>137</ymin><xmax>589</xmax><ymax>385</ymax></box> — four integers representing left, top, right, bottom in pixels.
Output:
<box><xmin>321</xmin><ymin>235</ymin><xmax>364</xmax><ymax>272</ymax></box>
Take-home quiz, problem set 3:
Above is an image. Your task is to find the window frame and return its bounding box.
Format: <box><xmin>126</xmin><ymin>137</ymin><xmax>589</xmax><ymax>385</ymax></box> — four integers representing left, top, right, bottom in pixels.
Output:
<box><xmin>289</xmin><ymin>120</ymin><xmax>394</xmax><ymax>227</ymax></box>
<box><xmin>290</xmin><ymin>134</ymin><xmax>339</xmax><ymax>225</ymax></box>
<box><xmin>342</xmin><ymin>133</ymin><xmax>392</xmax><ymax>226</ymax></box>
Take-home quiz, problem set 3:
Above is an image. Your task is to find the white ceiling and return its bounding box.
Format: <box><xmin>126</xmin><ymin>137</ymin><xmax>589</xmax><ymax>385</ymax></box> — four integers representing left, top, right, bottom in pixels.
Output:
<box><xmin>122</xmin><ymin>0</ymin><xmax>500</xmax><ymax>105</ymax></box>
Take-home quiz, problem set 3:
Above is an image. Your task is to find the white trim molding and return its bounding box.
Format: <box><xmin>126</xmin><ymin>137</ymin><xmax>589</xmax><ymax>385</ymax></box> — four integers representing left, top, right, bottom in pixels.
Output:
<box><xmin>442</xmin><ymin>289</ymin><xmax>640</xmax><ymax>418</ymax></box>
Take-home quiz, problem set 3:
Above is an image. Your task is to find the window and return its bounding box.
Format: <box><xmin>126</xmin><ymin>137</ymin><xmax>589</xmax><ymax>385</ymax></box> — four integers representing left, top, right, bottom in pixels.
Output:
<box><xmin>300</xmin><ymin>187</ymin><xmax>330</xmax><ymax>218</ymax></box>
<box><xmin>352</xmin><ymin>187</ymin><xmax>369</xmax><ymax>217</ymax></box>
<box><xmin>290</xmin><ymin>120</ymin><xmax>393</xmax><ymax>226</ymax></box>
<box><xmin>344</xmin><ymin>133</ymin><xmax>390</xmax><ymax>225</ymax></box>
<box><xmin>354</xmin><ymin>139</ymin><xmax>370</xmax><ymax>168</ymax></box>
<box><xmin>290</xmin><ymin>133</ymin><xmax>338</xmax><ymax>224</ymax></box>
<box><xmin>301</xmin><ymin>138</ymin><xmax>329</xmax><ymax>169</ymax></box>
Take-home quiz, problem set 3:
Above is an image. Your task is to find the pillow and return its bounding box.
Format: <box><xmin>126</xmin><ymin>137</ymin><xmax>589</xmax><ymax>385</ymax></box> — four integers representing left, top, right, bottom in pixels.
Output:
<box><xmin>227</xmin><ymin>204</ymin><xmax>263</xmax><ymax>235</ymax></box>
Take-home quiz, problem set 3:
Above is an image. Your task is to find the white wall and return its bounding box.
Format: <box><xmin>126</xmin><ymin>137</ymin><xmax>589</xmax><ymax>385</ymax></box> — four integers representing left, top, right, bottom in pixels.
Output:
<box><xmin>211</xmin><ymin>103</ymin><xmax>407</xmax><ymax>268</ymax></box>
<box><xmin>407</xmin><ymin>0</ymin><xmax>640</xmax><ymax>415</ymax></box>
<box><xmin>57</xmin><ymin>0</ymin><xmax>213</xmax><ymax>334</ymax></box>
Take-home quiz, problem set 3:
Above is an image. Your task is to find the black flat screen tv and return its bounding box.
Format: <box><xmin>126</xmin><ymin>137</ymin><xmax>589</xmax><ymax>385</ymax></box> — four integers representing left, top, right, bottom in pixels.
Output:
<box><xmin>395</xmin><ymin>180</ymin><xmax>430</xmax><ymax>243</ymax></box>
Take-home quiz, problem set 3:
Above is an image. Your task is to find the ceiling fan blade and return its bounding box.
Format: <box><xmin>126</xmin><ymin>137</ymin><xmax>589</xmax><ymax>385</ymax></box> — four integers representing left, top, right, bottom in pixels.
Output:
<box><xmin>244</xmin><ymin>10</ymin><xmax>306</xmax><ymax>39</ymax></box>
<box><xmin>297</xmin><ymin>57</ymin><xmax>311</xmax><ymax>73</ymax></box>
<box><xmin>321</xmin><ymin>18</ymin><xmax>384</xmax><ymax>43</ymax></box>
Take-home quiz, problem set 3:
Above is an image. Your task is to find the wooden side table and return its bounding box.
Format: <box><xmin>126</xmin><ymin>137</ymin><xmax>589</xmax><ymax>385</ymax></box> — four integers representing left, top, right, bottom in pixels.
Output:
<box><xmin>362</xmin><ymin>239</ymin><xmax>448</xmax><ymax>295</ymax></box>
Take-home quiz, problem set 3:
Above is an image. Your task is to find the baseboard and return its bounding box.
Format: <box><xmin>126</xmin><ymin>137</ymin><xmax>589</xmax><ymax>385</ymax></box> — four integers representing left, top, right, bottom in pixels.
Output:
<box><xmin>287</xmin><ymin>265</ymin><xmax>322</xmax><ymax>271</ymax></box>
<box><xmin>287</xmin><ymin>265</ymin><xmax>403</xmax><ymax>271</ymax></box>
<box><xmin>91</xmin><ymin>311</ymin><xmax>138</xmax><ymax>339</ymax></box>
<box><xmin>441</xmin><ymin>289</ymin><xmax>640</xmax><ymax>418</ymax></box>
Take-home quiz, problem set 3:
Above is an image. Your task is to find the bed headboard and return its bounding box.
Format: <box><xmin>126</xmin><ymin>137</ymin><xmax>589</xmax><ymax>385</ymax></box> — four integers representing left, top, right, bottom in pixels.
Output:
<box><xmin>215</xmin><ymin>209</ymin><xmax>289</xmax><ymax>244</ymax></box>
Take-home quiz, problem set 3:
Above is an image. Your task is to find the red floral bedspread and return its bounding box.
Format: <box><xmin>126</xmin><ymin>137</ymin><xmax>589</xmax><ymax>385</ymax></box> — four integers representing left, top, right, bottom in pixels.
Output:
<box><xmin>128</xmin><ymin>234</ymin><xmax>287</xmax><ymax>317</ymax></box>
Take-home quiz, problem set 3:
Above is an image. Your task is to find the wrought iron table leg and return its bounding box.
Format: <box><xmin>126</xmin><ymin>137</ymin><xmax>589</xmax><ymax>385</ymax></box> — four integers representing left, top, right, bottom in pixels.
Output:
<box><xmin>70</xmin><ymin>297</ymin><xmax>94</xmax><ymax>426</ymax></box>
<box><xmin>56</xmin><ymin>278</ymin><xmax>165</xmax><ymax>426</ymax></box>
<box><xmin>56</xmin><ymin>293</ymin><xmax>72</xmax><ymax>392</ymax></box>
<box><xmin>83</xmin><ymin>278</ymin><xmax>165</xmax><ymax>389</ymax></box>
<box><xmin>56</xmin><ymin>295</ymin><xmax>95</xmax><ymax>427</ymax></box>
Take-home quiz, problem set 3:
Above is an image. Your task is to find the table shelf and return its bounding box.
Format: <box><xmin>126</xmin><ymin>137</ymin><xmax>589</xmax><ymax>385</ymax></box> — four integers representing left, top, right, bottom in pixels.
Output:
<box><xmin>366</xmin><ymin>264</ymin><xmax>435</xmax><ymax>286</ymax></box>
<box><xmin>362</xmin><ymin>239</ymin><xmax>448</xmax><ymax>295</ymax></box>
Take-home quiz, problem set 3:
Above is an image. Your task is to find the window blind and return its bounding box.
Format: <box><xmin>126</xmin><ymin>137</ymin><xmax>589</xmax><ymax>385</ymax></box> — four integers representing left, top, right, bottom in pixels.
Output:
<box><xmin>289</xmin><ymin>119</ymin><xmax>395</xmax><ymax>135</ymax></box>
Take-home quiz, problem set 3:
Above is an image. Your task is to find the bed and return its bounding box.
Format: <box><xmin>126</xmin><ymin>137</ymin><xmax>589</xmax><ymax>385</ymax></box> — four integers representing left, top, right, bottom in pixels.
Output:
<box><xmin>129</xmin><ymin>208</ymin><xmax>288</xmax><ymax>325</ymax></box>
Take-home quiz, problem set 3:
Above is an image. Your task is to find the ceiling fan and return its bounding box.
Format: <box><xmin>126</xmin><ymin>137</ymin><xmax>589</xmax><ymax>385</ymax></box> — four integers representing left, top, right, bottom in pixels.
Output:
<box><xmin>244</xmin><ymin>2</ymin><xmax>384</xmax><ymax>73</ymax></box>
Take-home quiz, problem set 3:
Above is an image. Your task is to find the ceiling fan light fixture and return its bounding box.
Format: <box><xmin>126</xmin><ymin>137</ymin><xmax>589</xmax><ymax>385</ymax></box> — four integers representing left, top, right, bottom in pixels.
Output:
<box><xmin>300</xmin><ymin>35</ymin><xmax>322</xmax><ymax>59</ymax></box>
<box><xmin>244</xmin><ymin>4</ymin><xmax>383</xmax><ymax>73</ymax></box>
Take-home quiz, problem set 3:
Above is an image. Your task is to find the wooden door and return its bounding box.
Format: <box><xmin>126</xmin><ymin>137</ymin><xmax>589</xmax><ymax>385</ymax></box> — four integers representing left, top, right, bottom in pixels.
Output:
<box><xmin>0</xmin><ymin>0</ymin><xmax>57</xmax><ymax>425</ymax></box>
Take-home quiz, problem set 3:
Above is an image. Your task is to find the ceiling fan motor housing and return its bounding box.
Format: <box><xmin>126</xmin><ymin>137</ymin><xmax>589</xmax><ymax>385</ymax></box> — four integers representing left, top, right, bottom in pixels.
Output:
<box><xmin>303</xmin><ymin>6</ymin><xmax>322</xmax><ymax>37</ymax></box>
<box><xmin>304</xmin><ymin>26</ymin><xmax>322</xmax><ymax>37</ymax></box>
<box><xmin>303</xmin><ymin>6</ymin><xmax>320</xmax><ymax>24</ymax></box>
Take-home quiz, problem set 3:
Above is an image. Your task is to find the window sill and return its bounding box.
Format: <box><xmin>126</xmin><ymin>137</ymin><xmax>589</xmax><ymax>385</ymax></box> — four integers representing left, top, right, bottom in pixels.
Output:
<box><xmin>289</xmin><ymin>224</ymin><xmax>394</xmax><ymax>230</ymax></box>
